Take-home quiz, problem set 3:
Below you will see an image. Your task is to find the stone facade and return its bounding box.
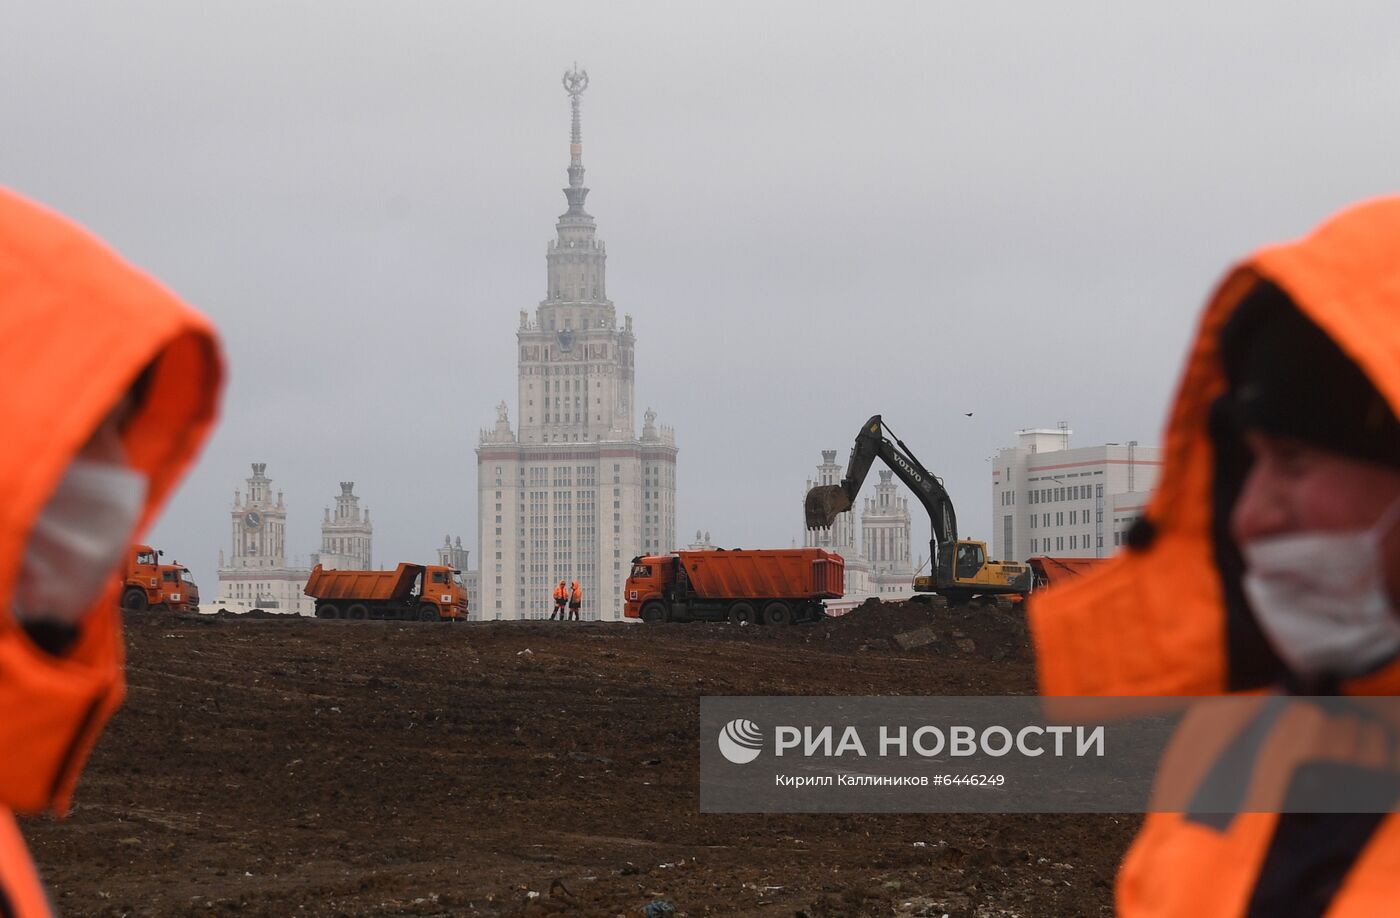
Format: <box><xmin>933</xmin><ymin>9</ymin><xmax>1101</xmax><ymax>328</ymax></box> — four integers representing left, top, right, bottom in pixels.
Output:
<box><xmin>862</xmin><ymin>470</ymin><xmax>915</xmax><ymax>597</ymax></box>
<box><xmin>476</xmin><ymin>68</ymin><xmax>677</xmax><ymax>622</ymax></box>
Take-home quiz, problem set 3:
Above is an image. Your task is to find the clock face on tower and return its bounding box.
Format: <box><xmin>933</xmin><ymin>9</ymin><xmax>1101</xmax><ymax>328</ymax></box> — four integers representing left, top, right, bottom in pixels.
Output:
<box><xmin>244</xmin><ymin>511</ymin><xmax>262</xmax><ymax>530</ymax></box>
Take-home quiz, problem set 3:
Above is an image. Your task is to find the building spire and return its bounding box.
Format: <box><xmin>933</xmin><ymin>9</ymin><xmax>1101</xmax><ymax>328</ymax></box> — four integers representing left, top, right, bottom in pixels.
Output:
<box><xmin>562</xmin><ymin>63</ymin><xmax>590</xmax><ymax>217</ymax></box>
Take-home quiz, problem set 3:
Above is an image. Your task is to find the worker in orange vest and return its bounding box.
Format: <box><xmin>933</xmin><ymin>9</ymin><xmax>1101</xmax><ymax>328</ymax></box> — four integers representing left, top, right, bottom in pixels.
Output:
<box><xmin>1031</xmin><ymin>196</ymin><xmax>1400</xmax><ymax>916</ymax></box>
<box><xmin>568</xmin><ymin>580</ymin><xmax>583</xmax><ymax>621</ymax></box>
<box><xmin>550</xmin><ymin>580</ymin><xmax>568</xmax><ymax>621</ymax></box>
<box><xmin>0</xmin><ymin>188</ymin><xmax>223</xmax><ymax>915</ymax></box>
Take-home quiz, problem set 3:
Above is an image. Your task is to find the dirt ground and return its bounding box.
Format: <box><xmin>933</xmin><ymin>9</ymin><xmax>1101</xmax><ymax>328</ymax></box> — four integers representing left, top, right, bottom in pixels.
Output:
<box><xmin>23</xmin><ymin>599</ymin><xmax>1137</xmax><ymax>917</ymax></box>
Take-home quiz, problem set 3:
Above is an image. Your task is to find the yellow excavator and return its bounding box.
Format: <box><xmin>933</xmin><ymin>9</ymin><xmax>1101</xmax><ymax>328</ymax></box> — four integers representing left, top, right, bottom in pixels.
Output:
<box><xmin>805</xmin><ymin>415</ymin><xmax>1031</xmax><ymax>603</ymax></box>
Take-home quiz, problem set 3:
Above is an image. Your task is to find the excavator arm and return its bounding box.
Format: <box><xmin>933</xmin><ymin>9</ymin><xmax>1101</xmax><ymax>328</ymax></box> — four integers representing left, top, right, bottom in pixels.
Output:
<box><xmin>804</xmin><ymin>415</ymin><xmax>959</xmax><ymax>581</ymax></box>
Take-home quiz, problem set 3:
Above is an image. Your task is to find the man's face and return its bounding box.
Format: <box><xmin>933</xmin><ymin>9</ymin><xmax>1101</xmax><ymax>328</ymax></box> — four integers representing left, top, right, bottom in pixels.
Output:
<box><xmin>1231</xmin><ymin>430</ymin><xmax>1400</xmax><ymax>605</ymax></box>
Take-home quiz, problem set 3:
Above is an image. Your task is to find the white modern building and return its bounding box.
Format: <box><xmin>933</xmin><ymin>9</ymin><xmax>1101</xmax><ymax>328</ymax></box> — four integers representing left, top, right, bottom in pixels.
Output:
<box><xmin>214</xmin><ymin>463</ymin><xmax>314</xmax><ymax>615</ymax></box>
<box><xmin>991</xmin><ymin>424</ymin><xmax>1162</xmax><ymax>561</ymax></box>
<box><xmin>476</xmin><ymin>66</ymin><xmax>677</xmax><ymax>622</ymax></box>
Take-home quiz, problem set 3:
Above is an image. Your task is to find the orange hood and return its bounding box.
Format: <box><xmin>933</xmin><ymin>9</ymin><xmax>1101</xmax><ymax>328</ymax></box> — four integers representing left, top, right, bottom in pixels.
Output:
<box><xmin>0</xmin><ymin>188</ymin><xmax>223</xmax><ymax>811</ymax></box>
<box><xmin>1031</xmin><ymin>196</ymin><xmax>1400</xmax><ymax>696</ymax></box>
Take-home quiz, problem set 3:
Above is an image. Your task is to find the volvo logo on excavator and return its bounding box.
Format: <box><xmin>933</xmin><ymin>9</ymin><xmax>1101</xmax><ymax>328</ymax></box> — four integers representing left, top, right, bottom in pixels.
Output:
<box><xmin>892</xmin><ymin>453</ymin><xmax>922</xmax><ymax>485</ymax></box>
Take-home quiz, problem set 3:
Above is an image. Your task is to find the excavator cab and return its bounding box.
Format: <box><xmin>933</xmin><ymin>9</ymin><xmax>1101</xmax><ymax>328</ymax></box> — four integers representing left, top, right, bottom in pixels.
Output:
<box><xmin>954</xmin><ymin>541</ymin><xmax>985</xmax><ymax>579</ymax></box>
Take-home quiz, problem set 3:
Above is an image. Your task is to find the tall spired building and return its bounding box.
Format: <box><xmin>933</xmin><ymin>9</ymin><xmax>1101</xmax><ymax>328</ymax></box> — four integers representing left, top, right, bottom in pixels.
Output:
<box><xmin>477</xmin><ymin>65</ymin><xmax>678</xmax><ymax>621</ymax></box>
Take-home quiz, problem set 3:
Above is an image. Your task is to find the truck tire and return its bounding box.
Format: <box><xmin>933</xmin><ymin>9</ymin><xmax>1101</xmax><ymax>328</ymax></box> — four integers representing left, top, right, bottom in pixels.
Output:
<box><xmin>418</xmin><ymin>604</ymin><xmax>439</xmax><ymax>622</ymax></box>
<box><xmin>345</xmin><ymin>603</ymin><xmax>369</xmax><ymax>620</ymax></box>
<box><xmin>121</xmin><ymin>588</ymin><xmax>148</xmax><ymax>613</ymax></box>
<box><xmin>317</xmin><ymin>603</ymin><xmax>341</xmax><ymax>619</ymax></box>
<box><xmin>727</xmin><ymin>602</ymin><xmax>756</xmax><ymax>626</ymax></box>
<box><xmin>640</xmin><ymin>601</ymin><xmax>667</xmax><ymax>623</ymax></box>
<box><xmin>763</xmin><ymin>601</ymin><xmax>793</xmax><ymax>626</ymax></box>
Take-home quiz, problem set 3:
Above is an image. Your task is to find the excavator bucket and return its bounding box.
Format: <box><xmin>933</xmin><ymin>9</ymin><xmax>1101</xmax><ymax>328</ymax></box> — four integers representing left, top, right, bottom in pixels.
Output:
<box><xmin>804</xmin><ymin>485</ymin><xmax>853</xmax><ymax>529</ymax></box>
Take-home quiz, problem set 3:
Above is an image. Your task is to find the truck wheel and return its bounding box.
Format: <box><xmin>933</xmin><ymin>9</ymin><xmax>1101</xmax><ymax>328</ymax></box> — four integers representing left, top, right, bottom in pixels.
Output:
<box><xmin>640</xmin><ymin>601</ymin><xmax>666</xmax><ymax>623</ymax></box>
<box><xmin>317</xmin><ymin>603</ymin><xmax>340</xmax><ymax>619</ymax></box>
<box><xmin>345</xmin><ymin>604</ymin><xmax>369</xmax><ymax>620</ymax></box>
<box><xmin>418</xmin><ymin>604</ymin><xmax>439</xmax><ymax>622</ymax></box>
<box><xmin>763</xmin><ymin>601</ymin><xmax>793</xmax><ymax>626</ymax></box>
<box><xmin>727</xmin><ymin>602</ymin><xmax>756</xmax><ymax>626</ymax></box>
<box><xmin>121</xmin><ymin>588</ymin><xmax>148</xmax><ymax>613</ymax></box>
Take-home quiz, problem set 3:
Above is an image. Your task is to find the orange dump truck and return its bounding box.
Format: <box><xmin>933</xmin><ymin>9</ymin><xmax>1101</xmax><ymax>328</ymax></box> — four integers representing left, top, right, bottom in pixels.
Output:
<box><xmin>304</xmin><ymin>563</ymin><xmax>468</xmax><ymax>622</ymax></box>
<box><xmin>625</xmin><ymin>548</ymin><xmax>844</xmax><ymax>626</ymax></box>
<box><xmin>1026</xmin><ymin>556</ymin><xmax>1110</xmax><ymax>590</ymax></box>
<box><xmin>121</xmin><ymin>543</ymin><xmax>198</xmax><ymax>612</ymax></box>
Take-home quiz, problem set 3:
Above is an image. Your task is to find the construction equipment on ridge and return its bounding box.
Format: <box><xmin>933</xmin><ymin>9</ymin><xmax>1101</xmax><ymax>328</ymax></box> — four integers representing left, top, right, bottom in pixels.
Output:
<box><xmin>805</xmin><ymin>415</ymin><xmax>1031</xmax><ymax>603</ymax></box>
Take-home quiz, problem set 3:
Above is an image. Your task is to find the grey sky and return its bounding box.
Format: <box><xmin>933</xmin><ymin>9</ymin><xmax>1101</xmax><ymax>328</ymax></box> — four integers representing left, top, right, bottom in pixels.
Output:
<box><xmin>6</xmin><ymin>3</ymin><xmax>1400</xmax><ymax>592</ymax></box>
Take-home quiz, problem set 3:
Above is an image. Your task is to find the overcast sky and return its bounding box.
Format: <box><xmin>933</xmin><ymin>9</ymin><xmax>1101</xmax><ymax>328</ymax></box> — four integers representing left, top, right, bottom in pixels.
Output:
<box><xmin>7</xmin><ymin>3</ymin><xmax>1400</xmax><ymax>593</ymax></box>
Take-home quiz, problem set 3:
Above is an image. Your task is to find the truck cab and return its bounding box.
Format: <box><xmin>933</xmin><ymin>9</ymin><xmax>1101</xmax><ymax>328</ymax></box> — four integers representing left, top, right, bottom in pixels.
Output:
<box><xmin>624</xmin><ymin>555</ymin><xmax>670</xmax><ymax>619</ymax></box>
<box><xmin>423</xmin><ymin>565</ymin><xmax>470</xmax><ymax>619</ymax></box>
<box><xmin>164</xmin><ymin>564</ymin><xmax>199</xmax><ymax>613</ymax></box>
<box><xmin>122</xmin><ymin>544</ymin><xmax>163</xmax><ymax>611</ymax></box>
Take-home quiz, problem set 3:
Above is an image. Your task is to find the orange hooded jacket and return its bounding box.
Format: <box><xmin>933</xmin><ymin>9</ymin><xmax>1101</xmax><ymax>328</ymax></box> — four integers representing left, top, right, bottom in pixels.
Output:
<box><xmin>554</xmin><ymin>581</ymin><xmax>568</xmax><ymax>603</ymax></box>
<box><xmin>1029</xmin><ymin>196</ymin><xmax>1400</xmax><ymax>916</ymax></box>
<box><xmin>0</xmin><ymin>188</ymin><xmax>223</xmax><ymax>916</ymax></box>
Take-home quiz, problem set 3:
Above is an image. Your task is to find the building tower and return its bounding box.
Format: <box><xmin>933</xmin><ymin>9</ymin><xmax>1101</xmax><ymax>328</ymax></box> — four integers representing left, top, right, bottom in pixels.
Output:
<box><xmin>315</xmin><ymin>482</ymin><xmax>373</xmax><ymax>570</ymax></box>
<box><xmin>862</xmin><ymin>470</ymin><xmax>914</xmax><ymax>595</ymax></box>
<box><xmin>215</xmin><ymin>463</ymin><xmax>313</xmax><ymax>614</ymax></box>
<box><xmin>229</xmin><ymin>462</ymin><xmax>287</xmax><ymax>569</ymax></box>
<box><xmin>477</xmin><ymin>65</ymin><xmax>678</xmax><ymax>622</ymax></box>
<box><xmin>803</xmin><ymin>449</ymin><xmax>870</xmax><ymax>597</ymax></box>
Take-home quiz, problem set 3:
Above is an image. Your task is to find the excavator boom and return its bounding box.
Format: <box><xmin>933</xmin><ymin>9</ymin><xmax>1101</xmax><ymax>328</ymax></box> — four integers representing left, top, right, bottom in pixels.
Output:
<box><xmin>805</xmin><ymin>415</ymin><xmax>959</xmax><ymax>576</ymax></box>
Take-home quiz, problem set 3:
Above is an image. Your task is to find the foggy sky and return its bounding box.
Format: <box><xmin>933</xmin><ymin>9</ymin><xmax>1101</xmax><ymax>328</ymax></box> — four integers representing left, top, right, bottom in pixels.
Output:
<box><xmin>6</xmin><ymin>3</ymin><xmax>1400</xmax><ymax>593</ymax></box>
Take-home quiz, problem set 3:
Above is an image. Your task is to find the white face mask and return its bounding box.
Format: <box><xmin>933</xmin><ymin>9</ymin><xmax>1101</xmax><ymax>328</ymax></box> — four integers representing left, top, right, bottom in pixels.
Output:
<box><xmin>1242</xmin><ymin>498</ymin><xmax>1400</xmax><ymax>681</ymax></box>
<box><xmin>13</xmin><ymin>459</ymin><xmax>147</xmax><ymax>626</ymax></box>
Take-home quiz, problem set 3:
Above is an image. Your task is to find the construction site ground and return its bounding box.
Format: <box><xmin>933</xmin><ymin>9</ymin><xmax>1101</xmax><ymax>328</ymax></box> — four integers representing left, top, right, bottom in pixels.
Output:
<box><xmin>24</xmin><ymin>600</ymin><xmax>1136</xmax><ymax>917</ymax></box>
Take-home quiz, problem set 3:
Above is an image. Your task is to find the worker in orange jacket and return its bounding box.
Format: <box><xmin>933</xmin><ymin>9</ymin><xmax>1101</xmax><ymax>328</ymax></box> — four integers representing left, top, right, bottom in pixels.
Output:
<box><xmin>0</xmin><ymin>188</ymin><xmax>223</xmax><ymax>915</ymax></box>
<box><xmin>568</xmin><ymin>580</ymin><xmax>583</xmax><ymax>621</ymax></box>
<box><xmin>550</xmin><ymin>580</ymin><xmax>568</xmax><ymax>621</ymax></box>
<box><xmin>1030</xmin><ymin>196</ymin><xmax>1400</xmax><ymax>916</ymax></box>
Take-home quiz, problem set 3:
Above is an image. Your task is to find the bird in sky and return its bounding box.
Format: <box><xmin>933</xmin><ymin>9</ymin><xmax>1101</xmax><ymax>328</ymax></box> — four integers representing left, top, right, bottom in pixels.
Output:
<box><xmin>964</xmin><ymin>412</ymin><xmax>974</xmax><ymax>417</ymax></box>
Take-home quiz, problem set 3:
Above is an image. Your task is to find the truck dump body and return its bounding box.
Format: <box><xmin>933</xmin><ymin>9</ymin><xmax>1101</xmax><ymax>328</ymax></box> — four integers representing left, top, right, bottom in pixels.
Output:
<box><xmin>304</xmin><ymin>563</ymin><xmax>467</xmax><ymax>622</ymax></box>
<box><xmin>626</xmin><ymin>549</ymin><xmax>844</xmax><ymax>625</ymax></box>
<box><xmin>1026</xmin><ymin>556</ymin><xmax>1109</xmax><ymax>589</ymax></box>
<box><xmin>678</xmin><ymin>549</ymin><xmax>844</xmax><ymax>600</ymax></box>
<box><xmin>304</xmin><ymin>563</ymin><xmax>420</xmax><ymax>602</ymax></box>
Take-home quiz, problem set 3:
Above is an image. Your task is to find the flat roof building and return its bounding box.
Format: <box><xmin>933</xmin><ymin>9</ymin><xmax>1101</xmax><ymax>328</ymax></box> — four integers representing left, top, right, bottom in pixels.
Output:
<box><xmin>991</xmin><ymin>424</ymin><xmax>1161</xmax><ymax>561</ymax></box>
